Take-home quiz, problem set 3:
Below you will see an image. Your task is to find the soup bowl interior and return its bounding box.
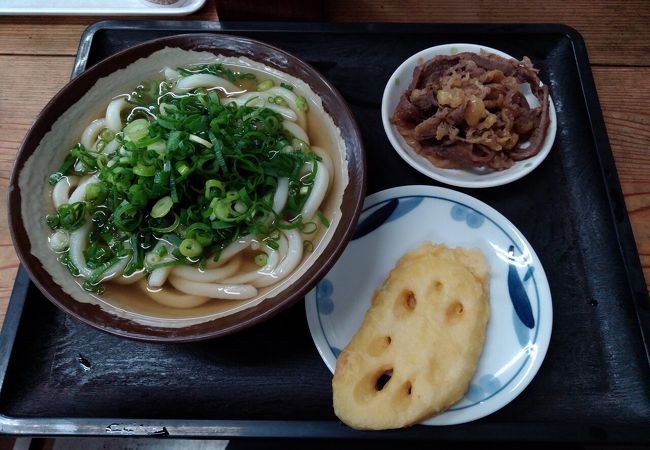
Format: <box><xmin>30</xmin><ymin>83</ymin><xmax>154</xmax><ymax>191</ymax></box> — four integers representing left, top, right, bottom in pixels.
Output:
<box><xmin>8</xmin><ymin>34</ymin><xmax>365</xmax><ymax>342</ymax></box>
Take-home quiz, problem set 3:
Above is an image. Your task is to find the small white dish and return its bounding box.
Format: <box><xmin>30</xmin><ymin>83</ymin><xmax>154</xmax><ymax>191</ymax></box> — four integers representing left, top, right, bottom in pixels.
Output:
<box><xmin>0</xmin><ymin>0</ymin><xmax>205</xmax><ymax>15</ymax></box>
<box><xmin>381</xmin><ymin>43</ymin><xmax>557</xmax><ymax>188</ymax></box>
<box><xmin>305</xmin><ymin>185</ymin><xmax>553</xmax><ymax>425</ymax></box>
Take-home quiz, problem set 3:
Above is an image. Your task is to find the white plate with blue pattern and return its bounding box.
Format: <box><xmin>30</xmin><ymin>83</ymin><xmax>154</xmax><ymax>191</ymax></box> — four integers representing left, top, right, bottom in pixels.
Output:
<box><xmin>305</xmin><ymin>185</ymin><xmax>552</xmax><ymax>426</ymax></box>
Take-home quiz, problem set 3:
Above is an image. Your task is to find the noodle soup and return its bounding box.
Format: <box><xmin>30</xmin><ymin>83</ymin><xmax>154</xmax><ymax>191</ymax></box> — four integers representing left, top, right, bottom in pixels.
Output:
<box><xmin>20</xmin><ymin>48</ymin><xmax>348</xmax><ymax>327</ymax></box>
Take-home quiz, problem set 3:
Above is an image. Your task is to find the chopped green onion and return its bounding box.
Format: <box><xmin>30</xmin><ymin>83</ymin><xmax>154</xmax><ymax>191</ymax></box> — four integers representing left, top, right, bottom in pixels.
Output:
<box><xmin>147</xmin><ymin>140</ymin><xmax>166</xmax><ymax>153</ymax></box>
<box><xmin>48</xmin><ymin>173</ymin><xmax>64</xmax><ymax>186</ymax></box>
<box><xmin>124</xmin><ymin>234</ymin><xmax>143</xmax><ymax>276</ymax></box>
<box><xmin>266</xmin><ymin>239</ymin><xmax>280</xmax><ymax>251</ymax></box>
<box><xmin>301</xmin><ymin>221</ymin><xmax>317</xmax><ymax>234</ymax></box>
<box><xmin>234</xmin><ymin>201</ymin><xmax>247</xmax><ymax>214</ymax></box>
<box><xmin>82</xmin><ymin>280</ymin><xmax>105</xmax><ymax>294</ymax></box>
<box><xmin>49</xmin><ymin>229</ymin><xmax>70</xmax><ymax>252</ymax></box>
<box><xmin>186</xmin><ymin>222</ymin><xmax>213</xmax><ymax>246</ymax></box>
<box><xmin>205</xmin><ymin>179</ymin><xmax>224</xmax><ymax>199</ymax></box>
<box><xmin>257</xmin><ymin>80</ymin><xmax>274</xmax><ymax>91</ymax></box>
<box><xmin>188</xmin><ymin>134</ymin><xmax>213</xmax><ymax>148</ymax></box>
<box><xmin>49</xmin><ymin>154</ymin><xmax>77</xmax><ymax>185</ymax></box>
<box><xmin>273</xmin><ymin>96</ymin><xmax>288</xmax><ymax>107</ymax></box>
<box><xmin>133</xmin><ymin>164</ymin><xmax>156</xmax><ymax>177</ymax></box>
<box><xmin>123</xmin><ymin>118</ymin><xmax>150</xmax><ymax>142</ymax></box>
<box><xmin>46</xmin><ymin>213</ymin><xmax>60</xmax><ymax>230</ymax></box>
<box><xmin>151</xmin><ymin>196</ymin><xmax>173</xmax><ymax>218</ymax></box>
<box><xmin>86</xmin><ymin>257</ymin><xmax>120</xmax><ymax>284</ymax></box>
<box><xmin>59</xmin><ymin>251</ymin><xmax>80</xmax><ymax>276</ymax></box>
<box><xmin>317</xmin><ymin>211</ymin><xmax>330</xmax><ymax>228</ymax></box>
<box><xmin>145</xmin><ymin>251</ymin><xmax>161</xmax><ymax>267</ymax></box>
<box><xmin>86</xmin><ymin>183</ymin><xmax>107</xmax><ymax>203</ymax></box>
<box><xmin>179</xmin><ymin>238</ymin><xmax>202</xmax><ymax>258</ymax></box>
<box><xmin>295</xmin><ymin>96</ymin><xmax>309</xmax><ymax>112</ymax></box>
<box><xmin>145</xmin><ymin>259</ymin><xmax>183</xmax><ymax>271</ymax></box>
<box><xmin>128</xmin><ymin>184</ymin><xmax>148</xmax><ymax>207</ymax></box>
<box><xmin>280</xmin><ymin>82</ymin><xmax>293</xmax><ymax>91</ymax></box>
<box><xmin>169</xmin><ymin>175</ymin><xmax>179</xmax><ymax>203</ymax></box>
<box><xmin>149</xmin><ymin>213</ymin><xmax>180</xmax><ymax>233</ymax></box>
<box><xmin>113</xmin><ymin>201</ymin><xmax>142</xmax><ymax>232</ymax></box>
<box><xmin>100</xmin><ymin>129</ymin><xmax>115</xmax><ymax>142</ymax></box>
<box><xmin>254</xmin><ymin>253</ymin><xmax>268</xmax><ymax>266</ymax></box>
<box><xmin>175</xmin><ymin>161</ymin><xmax>191</xmax><ymax>177</ymax></box>
<box><xmin>162</xmin><ymin>233</ymin><xmax>182</xmax><ymax>247</ymax></box>
<box><xmin>57</xmin><ymin>202</ymin><xmax>87</xmax><ymax>231</ymax></box>
<box><xmin>292</xmin><ymin>138</ymin><xmax>309</xmax><ymax>152</ymax></box>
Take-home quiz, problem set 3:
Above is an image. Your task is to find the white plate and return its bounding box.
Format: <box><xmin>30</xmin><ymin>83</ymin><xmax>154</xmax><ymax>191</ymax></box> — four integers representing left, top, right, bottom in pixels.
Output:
<box><xmin>305</xmin><ymin>185</ymin><xmax>553</xmax><ymax>425</ymax></box>
<box><xmin>381</xmin><ymin>43</ymin><xmax>557</xmax><ymax>188</ymax></box>
<box><xmin>0</xmin><ymin>0</ymin><xmax>205</xmax><ymax>15</ymax></box>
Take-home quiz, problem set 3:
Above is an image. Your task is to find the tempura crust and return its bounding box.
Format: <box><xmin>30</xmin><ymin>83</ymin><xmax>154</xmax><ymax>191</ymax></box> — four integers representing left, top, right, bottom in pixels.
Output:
<box><xmin>332</xmin><ymin>242</ymin><xmax>490</xmax><ymax>430</ymax></box>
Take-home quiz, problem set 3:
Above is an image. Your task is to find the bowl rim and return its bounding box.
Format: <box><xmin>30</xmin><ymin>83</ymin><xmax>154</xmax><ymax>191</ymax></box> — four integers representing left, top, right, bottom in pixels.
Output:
<box><xmin>381</xmin><ymin>42</ymin><xmax>557</xmax><ymax>189</ymax></box>
<box><xmin>8</xmin><ymin>32</ymin><xmax>366</xmax><ymax>342</ymax></box>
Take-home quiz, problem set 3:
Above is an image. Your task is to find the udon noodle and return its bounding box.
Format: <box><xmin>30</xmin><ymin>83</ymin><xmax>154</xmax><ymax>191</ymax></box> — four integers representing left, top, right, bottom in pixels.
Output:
<box><xmin>45</xmin><ymin>62</ymin><xmax>336</xmax><ymax>310</ymax></box>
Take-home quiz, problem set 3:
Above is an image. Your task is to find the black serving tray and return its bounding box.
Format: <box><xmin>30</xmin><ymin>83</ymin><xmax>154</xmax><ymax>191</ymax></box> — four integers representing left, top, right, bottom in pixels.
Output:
<box><xmin>1</xmin><ymin>21</ymin><xmax>649</xmax><ymax>444</ymax></box>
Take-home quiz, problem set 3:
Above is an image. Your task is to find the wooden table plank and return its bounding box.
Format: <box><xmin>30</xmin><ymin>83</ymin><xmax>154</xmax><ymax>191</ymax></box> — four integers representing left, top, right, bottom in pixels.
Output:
<box><xmin>0</xmin><ymin>55</ymin><xmax>75</xmax><ymax>327</ymax></box>
<box><xmin>0</xmin><ymin>4</ymin><xmax>219</xmax><ymax>56</ymax></box>
<box><xmin>323</xmin><ymin>0</ymin><xmax>650</xmax><ymax>67</ymax></box>
<box><xmin>2</xmin><ymin>1</ymin><xmax>650</xmax><ymax>67</ymax></box>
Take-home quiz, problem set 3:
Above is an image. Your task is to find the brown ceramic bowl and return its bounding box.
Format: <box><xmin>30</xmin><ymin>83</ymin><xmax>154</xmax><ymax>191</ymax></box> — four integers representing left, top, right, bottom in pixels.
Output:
<box><xmin>8</xmin><ymin>34</ymin><xmax>366</xmax><ymax>342</ymax></box>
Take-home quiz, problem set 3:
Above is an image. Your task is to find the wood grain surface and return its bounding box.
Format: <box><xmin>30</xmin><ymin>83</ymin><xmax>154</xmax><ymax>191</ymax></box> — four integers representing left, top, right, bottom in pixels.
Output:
<box><xmin>323</xmin><ymin>0</ymin><xmax>650</xmax><ymax>67</ymax></box>
<box><xmin>0</xmin><ymin>0</ymin><xmax>649</xmax><ymax>332</ymax></box>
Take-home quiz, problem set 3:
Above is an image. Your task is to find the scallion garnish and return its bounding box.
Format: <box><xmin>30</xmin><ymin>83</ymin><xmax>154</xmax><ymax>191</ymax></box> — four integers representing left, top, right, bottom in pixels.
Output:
<box><xmin>179</xmin><ymin>238</ymin><xmax>202</xmax><ymax>258</ymax></box>
<box><xmin>47</xmin><ymin>67</ymin><xmax>328</xmax><ymax>293</ymax></box>
<box><xmin>257</xmin><ymin>80</ymin><xmax>274</xmax><ymax>91</ymax></box>
<box><xmin>151</xmin><ymin>196</ymin><xmax>173</xmax><ymax>218</ymax></box>
<box><xmin>254</xmin><ymin>253</ymin><xmax>268</xmax><ymax>266</ymax></box>
<box><xmin>295</xmin><ymin>96</ymin><xmax>309</xmax><ymax>112</ymax></box>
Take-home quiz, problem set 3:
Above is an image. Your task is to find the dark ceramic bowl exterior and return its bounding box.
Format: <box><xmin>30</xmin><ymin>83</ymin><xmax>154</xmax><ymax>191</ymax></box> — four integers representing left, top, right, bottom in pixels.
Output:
<box><xmin>8</xmin><ymin>34</ymin><xmax>366</xmax><ymax>342</ymax></box>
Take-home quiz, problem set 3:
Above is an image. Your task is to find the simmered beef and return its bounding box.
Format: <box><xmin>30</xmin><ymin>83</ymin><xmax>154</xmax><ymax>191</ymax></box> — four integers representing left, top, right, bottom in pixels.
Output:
<box><xmin>391</xmin><ymin>52</ymin><xmax>550</xmax><ymax>171</ymax></box>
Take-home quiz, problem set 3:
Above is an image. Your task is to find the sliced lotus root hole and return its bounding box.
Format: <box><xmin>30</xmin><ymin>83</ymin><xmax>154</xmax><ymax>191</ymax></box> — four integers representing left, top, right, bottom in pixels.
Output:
<box><xmin>353</xmin><ymin>366</ymin><xmax>394</xmax><ymax>402</ymax></box>
<box><xmin>375</xmin><ymin>369</ymin><xmax>393</xmax><ymax>391</ymax></box>
<box><xmin>367</xmin><ymin>335</ymin><xmax>392</xmax><ymax>357</ymax></box>
<box><xmin>446</xmin><ymin>300</ymin><xmax>465</xmax><ymax>321</ymax></box>
<box><xmin>394</xmin><ymin>290</ymin><xmax>416</xmax><ymax>318</ymax></box>
<box><xmin>393</xmin><ymin>380</ymin><xmax>414</xmax><ymax>410</ymax></box>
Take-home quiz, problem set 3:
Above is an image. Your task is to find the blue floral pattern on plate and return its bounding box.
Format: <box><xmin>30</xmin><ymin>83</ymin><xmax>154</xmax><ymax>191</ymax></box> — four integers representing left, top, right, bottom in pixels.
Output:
<box><xmin>451</xmin><ymin>204</ymin><xmax>485</xmax><ymax>228</ymax></box>
<box><xmin>315</xmin><ymin>279</ymin><xmax>334</xmax><ymax>315</ymax></box>
<box><xmin>466</xmin><ymin>375</ymin><xmax>503</xmax><ymax>403</ymax></box>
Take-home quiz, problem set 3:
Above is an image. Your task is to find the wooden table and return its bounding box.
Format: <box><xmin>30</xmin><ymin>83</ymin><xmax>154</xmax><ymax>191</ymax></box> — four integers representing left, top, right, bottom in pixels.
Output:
<box><xmin>0</xmin><ymin>0</ymin><xmax>649</xmax><ymax>331</ymax></box>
